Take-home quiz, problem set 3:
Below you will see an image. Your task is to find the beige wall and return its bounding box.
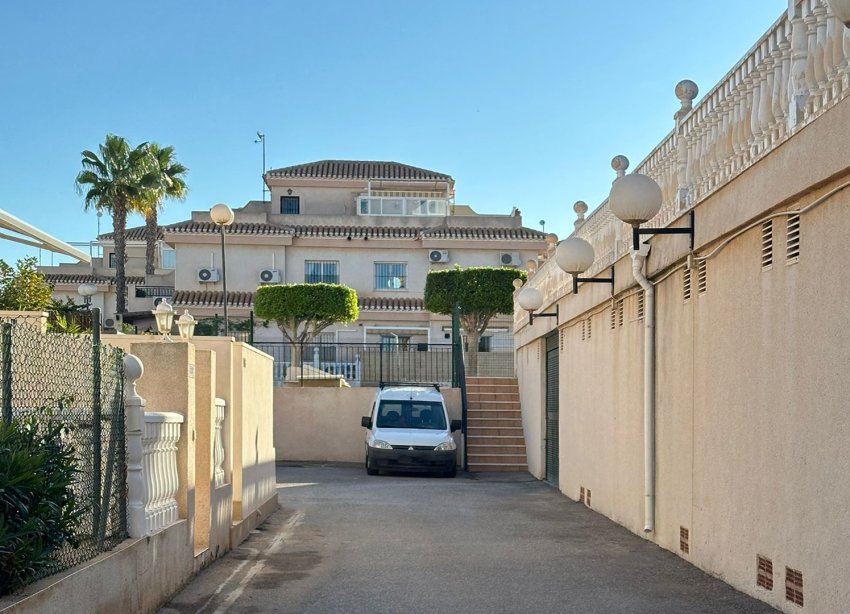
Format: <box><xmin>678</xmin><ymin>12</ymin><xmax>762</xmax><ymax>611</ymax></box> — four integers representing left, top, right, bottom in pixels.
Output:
<box><xmin>274</xmin><ymin>386</ymin><xmax>461</xmax><ymax>463</ymax></box>
<box><xmin>514</xmin><ymin>97</ymin><xmax>850</xmax><ymax>613</ymax></box>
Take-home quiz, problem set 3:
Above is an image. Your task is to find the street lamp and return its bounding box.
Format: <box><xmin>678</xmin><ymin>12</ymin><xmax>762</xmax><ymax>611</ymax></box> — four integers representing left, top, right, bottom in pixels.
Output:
<box><xmin>254</xmin><ymin>131</ymin><xmax>267</xmax><ymax>201</ymax></box>
<box><xmin>555</xmin><ymin>237</ymin><xmax>614</xmax><ymax>295</ymax></box>
<box><xmin>153</xmin><ymin>298</ymin><xmax>175</xmax><ymax>342</ymax></box>
<box><xmin>517</xmin><ymin>286</ymin><xmax>558</xmax><ymax>326</ymax></box>
<box><xmin>209</xmin><ymin>203</ymin><xmax>235</xmax><ymax>337</ymax></box>
<box><xmin>177</xmin><ymin>310</ymin><xmax>196</xmax><ymax>340</ymax></box>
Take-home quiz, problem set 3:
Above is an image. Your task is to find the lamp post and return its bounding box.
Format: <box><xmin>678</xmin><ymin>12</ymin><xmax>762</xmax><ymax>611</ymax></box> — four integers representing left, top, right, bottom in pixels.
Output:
<box><xmin>254</xmin><ymin>131</ymin><xmax>267</xmax><ymax>201</ymax></box>
<box><xmin>153</xmin><ymin>298</ymin><xmax>175</xmax><ymax>342</ymax></box>
<box><xmin>177</xmin><ymin>310</ymin><xmax>196</xmax><ymax>340</ymax></box>
<box><xmin>209</xmin><ymin>203</ymin><xmax>235</xmax><ymax>337</ymax></box>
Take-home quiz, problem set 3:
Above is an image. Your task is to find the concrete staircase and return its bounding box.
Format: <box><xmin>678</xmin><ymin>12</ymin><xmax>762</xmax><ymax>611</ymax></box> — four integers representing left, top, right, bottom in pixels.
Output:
<box><xmin>465</xmin><ymin>377</ymin><xmax>528</xmax><ymax>472</ymax></box>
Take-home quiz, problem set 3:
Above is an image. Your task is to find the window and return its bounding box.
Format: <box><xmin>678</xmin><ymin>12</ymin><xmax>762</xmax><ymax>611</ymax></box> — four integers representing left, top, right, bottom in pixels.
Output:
<box><xmin>108</xmin><ymin>252</ymin><xmax>116</xmax><ymax>268</ymax></box>
<box><xmin>305</xmin><ymin>260</ymin><xmax>339</xmax><ymax>284</ymax></box>
<box><xmin>380</xmin><ymin>335</ymin><xmax>410</xmax><ymax>351</ymax></box>
<box><xmin>376</xmin><ymin>400</ymin><xmax>446</xmax><ymax>430</ymax></box>
<box><xmin>280</xmin><ymin>196</ymin><xmax>300</xmax><ymax>214</ymax></box>
<box><xmin>161</xmin><ymin>247</ymin><xmax>176</xmax><ymax>269</ymax></box>
<box><xmin>374</xmin><ymin>263</ymin><xmax>407</xmax><ymax>290</ymax></box>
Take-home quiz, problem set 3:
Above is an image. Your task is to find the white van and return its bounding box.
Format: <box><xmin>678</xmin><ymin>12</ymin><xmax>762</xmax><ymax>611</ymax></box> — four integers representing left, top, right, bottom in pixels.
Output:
<box><xmin>360</xmin><ymin>385</ymin><xmax>461</xmax><ymax>477</ymax></box>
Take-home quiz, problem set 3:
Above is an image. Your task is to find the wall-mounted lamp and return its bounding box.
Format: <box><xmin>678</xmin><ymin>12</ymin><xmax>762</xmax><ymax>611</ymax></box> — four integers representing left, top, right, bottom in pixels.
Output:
<box><xmin>153</xmin><ymin>298</ymin><xmax>175</xmax><ymax>342</ymax></box>
<box><xmin>608</xmin><ymin>164</ymin><xmax>694</xmax><ymax>251</ymax></box>
<box><xmin>555</xmin><ymin>237</ymin><xmax>614</xmax><ymax>295</ymax></box>
<box><xmin>517</xmin><ymin>286</ymin><xmax>558</xmax><ymax>326</ymax></box>
<box><xmin>177</xmin><ymin>309</ymin><xmax>196</xmax><ymax>340</ymax></box>
<box><xmin>78</xmin><ymin>282</ymin><xmax>97</xmax><ymax>308</ymax></box>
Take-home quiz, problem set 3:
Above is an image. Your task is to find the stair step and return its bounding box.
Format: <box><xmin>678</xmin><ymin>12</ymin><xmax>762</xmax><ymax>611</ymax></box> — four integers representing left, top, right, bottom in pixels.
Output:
<box><xmin>466</xmin><ymin>377</ymin><xmax>517</xmax><ymax>384</ymax></box>
<box><xmin>467</xmin><ymin>392</ymin><xmax>520</xmax><ymax>402</ymax></box>
<box><xmin>468</xmin><ymin>445</ymin><xmax>527</xmax><ymax>455</ymax></box>
<box><xmin>467</xmin><ymin>463</ymin><xmax>529</xmax><ymax>472</ymax></box>
<box><xmin>468</xmin><ymin>409</ymin><xmax>523</xmax><ymax>419</ymax></box>
<box><xmin>468</xmin><ymin>427</ymin><xmax>525</xmax><ymax>437</ymax></box>
<box><xmin>466</xmin><ymin>435</ymin><xmax>526</xmax><ymax>444</ymax></box>
<box><xmin>468</xmin><ymin>454</ymin><xmax>528</xmax><ymax>465</ymax></box>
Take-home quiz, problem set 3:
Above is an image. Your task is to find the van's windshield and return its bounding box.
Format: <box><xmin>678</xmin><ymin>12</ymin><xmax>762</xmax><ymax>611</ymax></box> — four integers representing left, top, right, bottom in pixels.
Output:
<box><xmin>376</xmin><ymin>400</ymin><xmax>447</xmax><ymax>430</ymax></box>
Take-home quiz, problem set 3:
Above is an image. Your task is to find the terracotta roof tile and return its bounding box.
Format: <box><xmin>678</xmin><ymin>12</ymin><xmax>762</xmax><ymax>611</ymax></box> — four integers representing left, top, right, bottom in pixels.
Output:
<box><xmin>98</xmin><ymin>225</ymin><xmax>161</xmax><ymax>242</ymax></box>
<box><xmin>172</xmin><ymin>290</ymin><xmax>255</xmax><ymax>308</ymax></box>
<box><xmin>358</xmin><ymin>297</ymin><xmax>425</xmax><ymax>311</ymax></box>
<box><xmin>43</xmin><ymin>273</ymin><xmax>145</xmax><ymax>286</ymax></box>
<box><xmin>421</xmin><ymin>226</ymin><xmax>545</xmax><ymax>240</ymax></box>
<box><xmin>266</xmin><ymin>160</ymin><xmax>451</xmax><ymax>181</ymax></box>
<box><xmin>164</xmin><ymin>221</ymin><xmax>292</xmax><ymax>235</ymax></box>
<box><xmin>291</xmin><ymin>225</ymin><xmax>421</xmax><ymax>239</ymax></box>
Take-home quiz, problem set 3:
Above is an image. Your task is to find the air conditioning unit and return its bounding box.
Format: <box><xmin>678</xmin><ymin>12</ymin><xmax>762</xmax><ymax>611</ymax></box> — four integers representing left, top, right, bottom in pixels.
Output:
<box><xmin>258</xmin><ymin>269</ymin><xmax>281</xmax><ymax>283</ymax></box>
<box><xmin>197</xmin><ymin>267</ymin><xmax>220</xmax><ymax>283</ymax></box>
<box><xmin>153</xmin><ymin>297</ymin><xmax>164</xmax><ymax>307</ymax></box>
<box><xmin>499</xmin><ymin>252</ymin><xmax>521</xmax><ymax>266</ymax></box>
<box><xmin>429</xmin><ymin>250</ymin><xmax>449</xmax><ymax>263</ymax></box>
<box><xmin>104</xmin><ymin>318</ymin><xmax>115</xmax><ymax>329</ymax></box>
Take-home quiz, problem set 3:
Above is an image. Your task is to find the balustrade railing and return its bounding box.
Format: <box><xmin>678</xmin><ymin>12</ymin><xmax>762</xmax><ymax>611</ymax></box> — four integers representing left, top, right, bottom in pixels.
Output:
<box><xmin>214</xmin><ymin>398</ymin><xmax>226</xmax><ymax>488</ymax></box>
<box><xmin>521</xmin><ymin>0</ymin><xmax>850</xmax><ymax>311</ymax></box>
<box><xmin>141</xmin><ymin>412</ymin><xmax>183</xmax><ymax>534</ymax></box>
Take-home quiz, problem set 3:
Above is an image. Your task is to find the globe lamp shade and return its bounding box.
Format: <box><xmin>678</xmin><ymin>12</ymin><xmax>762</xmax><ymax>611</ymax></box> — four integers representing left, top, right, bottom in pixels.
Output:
<box><xmin>209</xmin><ymin>203</ymin><xmax>235</xmax><ymax>226</ymax></box>
<box><xmin>517</xmin><ymin>287</ymin><xmax>544</xmax><ymax>312</ymax></box>
<box><xmin>555</xmin><ymin>237</ymin><xmax>595</xmax><ymax>276</ymax></box>
<box><xmin>609</xmin><ymin>174</ymin><xmax>663</xmax><ymax>226</ymax></box>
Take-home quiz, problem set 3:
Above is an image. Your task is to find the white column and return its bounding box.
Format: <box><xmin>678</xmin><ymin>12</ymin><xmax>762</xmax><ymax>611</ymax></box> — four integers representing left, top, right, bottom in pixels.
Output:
<box><xmin>124</xmin><ymin>354</ymin><xmax>146</xmax><ymax>539</ymax></box>
<box><xmin>214</xmin><ymin>398</ymin><xmax>226</xmax><ymax>488</ymax></box>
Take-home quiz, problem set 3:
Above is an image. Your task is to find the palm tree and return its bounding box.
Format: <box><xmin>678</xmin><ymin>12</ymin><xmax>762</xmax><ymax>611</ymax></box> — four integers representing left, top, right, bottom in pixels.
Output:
<box><xmin>137</xmin><ymin>144</ymin><xmax>188</xmax><ymax>275</ymax></box>
<box><xmin>75</xmin><ymin>135</ymin><xmax>159</xmax><ymax>316</ymax></box>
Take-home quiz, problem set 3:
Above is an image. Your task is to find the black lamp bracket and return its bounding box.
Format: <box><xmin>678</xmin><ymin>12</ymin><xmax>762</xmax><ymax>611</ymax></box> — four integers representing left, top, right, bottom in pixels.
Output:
<box><xmin>529</xmin><ymin>304</ymin><xmax>559</xmax><ymax>326</ymax></box>
<box><xmin>632</xmin><ymin>210</ymin><xmax>695</xmax><ymax>251</ymax></box>
<box><xmin>573</xmin><ymin>266</ymin><xmax>615</xmax><ymax>295</ymax></box>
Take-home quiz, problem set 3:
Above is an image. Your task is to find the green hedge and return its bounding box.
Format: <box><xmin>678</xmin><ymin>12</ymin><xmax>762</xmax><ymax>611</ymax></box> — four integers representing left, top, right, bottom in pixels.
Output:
<box><xmin>424</xmin><ymin>266</ymin><xmax>526</xmax><ymax>316</ymax></box>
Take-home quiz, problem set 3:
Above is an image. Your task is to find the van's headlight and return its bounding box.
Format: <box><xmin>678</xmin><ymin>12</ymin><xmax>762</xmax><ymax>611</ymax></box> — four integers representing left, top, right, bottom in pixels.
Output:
<box><xmin>434</xmin><ymin>441</ymin><xmax>456</xmax><ymax>451</ymax></box>
<box><xmin>370</xmin><ymin>439</ymin><xmax>392</xmax><ymax>450</ymax></box>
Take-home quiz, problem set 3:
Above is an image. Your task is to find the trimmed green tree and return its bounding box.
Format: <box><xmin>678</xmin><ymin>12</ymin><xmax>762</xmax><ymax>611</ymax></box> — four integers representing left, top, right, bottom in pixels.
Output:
<box><xmin>254</xmin><ymin>283</ymin><xmax>359</xmax><ymax>370</ymax></box>
<box><xmin>0</xmin><ymin>257</ymin><xmax>53</xmax><ymax>312</ymax></box>
<box><xmin>424</xmin><ymin>266</ymin><xmax>526</xmax><ymax>375</ymax></box>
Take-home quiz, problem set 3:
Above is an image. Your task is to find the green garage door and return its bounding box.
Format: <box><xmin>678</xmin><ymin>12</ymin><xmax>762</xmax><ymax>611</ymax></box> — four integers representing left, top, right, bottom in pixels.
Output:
<box><xmin>545</xmin><ymin>333</ymin><xmax>559</xmax><ymax>486</ymax></box>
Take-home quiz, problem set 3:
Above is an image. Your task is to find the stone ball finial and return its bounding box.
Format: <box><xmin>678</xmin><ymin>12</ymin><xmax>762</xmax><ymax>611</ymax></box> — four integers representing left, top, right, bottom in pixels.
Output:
<box><xmin>545</xmin><ymin>233</ymin><xmax>559</xmax><ymax>245</ymax></box>
<box><xmin>611</xmin><ymin>156</ymin><xmax>630</xmax><ymax>179</ymax></box>
<box><xmin>526</xmin><ymin>259</ymin><xmax>538</xmax><ymax>272</ymax></box>
<box><xmin>124</xmin><ymin>354</ymin><xmax>144</xmax><ymax>399</ymax></box>
<box><xmin>512</xmin><ymin>278</ymin><xmax>524</xmax><ymax>290</ymax></box>
<box><xmin>675</xmin><ymin>80</ymin><xmax>699</xmax><ymax>103</ymax></box>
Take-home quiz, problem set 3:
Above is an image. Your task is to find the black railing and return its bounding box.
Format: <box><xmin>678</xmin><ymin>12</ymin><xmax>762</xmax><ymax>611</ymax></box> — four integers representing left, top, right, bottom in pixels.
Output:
<box><xmin>251</xmin><ymin>341</ymin><xmax>454</xmax><ymax>388</ymax></box>
<box><xmin>134</xmin><ymin>286</ymin><xmax>174</xmax><ymax>298</ymax></box>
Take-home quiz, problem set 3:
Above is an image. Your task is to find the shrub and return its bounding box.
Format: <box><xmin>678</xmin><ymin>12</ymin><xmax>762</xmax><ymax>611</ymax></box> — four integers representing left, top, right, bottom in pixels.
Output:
<box><xmin>0</xmin><ymin>418</ymin><xmax>83</xmax><ymax>595</ymax></box>
<box><xmin>254</xmin><ymin>283</ymin><xmax>359</xmax><ymax>344</ymax></box>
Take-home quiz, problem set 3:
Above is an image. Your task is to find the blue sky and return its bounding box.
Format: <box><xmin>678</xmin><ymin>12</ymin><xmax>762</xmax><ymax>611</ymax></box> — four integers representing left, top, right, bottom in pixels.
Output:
<box><xmin>0</xmin><ymin>0</ymin><xmax>783</xmax><ymax>266</ymax></box>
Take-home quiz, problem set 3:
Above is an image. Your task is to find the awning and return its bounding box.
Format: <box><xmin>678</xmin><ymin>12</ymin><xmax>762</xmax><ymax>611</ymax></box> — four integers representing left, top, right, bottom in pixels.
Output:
<box><xmin>0</xmin><ymin>208</ymin><xmax>90</xmax><ymax>263</ymax></box>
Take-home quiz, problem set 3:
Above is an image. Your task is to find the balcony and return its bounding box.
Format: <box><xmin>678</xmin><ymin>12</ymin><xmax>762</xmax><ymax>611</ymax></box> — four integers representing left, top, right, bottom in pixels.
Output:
<box><xmin>358</xmin><ymin>195</ymin><xmax>449</xmax><ymax>217</ymax></box>
<box><xmin>135</xmin><ymin>286</ymin><xmax>174</xmax><ymax>298</ymax></box>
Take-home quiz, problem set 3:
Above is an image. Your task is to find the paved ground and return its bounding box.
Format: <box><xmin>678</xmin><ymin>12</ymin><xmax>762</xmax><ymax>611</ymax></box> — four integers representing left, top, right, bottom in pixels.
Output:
<box><xmin>160</xmin><ymin>464</ymin><xmax>775</xmax><ymax>614</ymax></box>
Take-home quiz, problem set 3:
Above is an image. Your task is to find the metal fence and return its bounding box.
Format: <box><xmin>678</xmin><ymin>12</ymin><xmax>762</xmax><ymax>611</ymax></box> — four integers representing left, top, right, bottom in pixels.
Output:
<box><xmin>252</xmin><ymin>341</ymin><xmax>455</xmax><ymax>387</ymax></box>
<box><xmin>0</xmin><ymin>314</ymin><xmax>126</xmax><ymax>583</ymax></box>
<box><xmin>460</xmin><ymin>327</ymin><xmax>515</xmax><ymax>377</ymax></box>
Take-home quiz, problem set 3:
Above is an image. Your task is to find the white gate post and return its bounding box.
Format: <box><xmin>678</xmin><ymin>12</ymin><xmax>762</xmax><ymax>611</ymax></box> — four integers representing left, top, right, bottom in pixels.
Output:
<box><xmin>124</xmin><ymin>354</ymin><xmax>147</xmax><ymax>539</ymax></box>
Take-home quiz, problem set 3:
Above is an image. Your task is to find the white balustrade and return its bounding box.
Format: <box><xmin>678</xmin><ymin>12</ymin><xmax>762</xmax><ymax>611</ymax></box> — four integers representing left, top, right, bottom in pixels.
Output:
<box><xmin>214</xmin><ymin>398</ymin><xmax>226</xmax><ymax>488</ymax></box>
<box><xmin>520</xmin><ymin>0</ymin><xmax>850</xmax><ymax>300</ymax></box>
<box><xmin>142</xmin><ymin>412</ymin><xmax>183</xmax><ymax>534</ymax></box>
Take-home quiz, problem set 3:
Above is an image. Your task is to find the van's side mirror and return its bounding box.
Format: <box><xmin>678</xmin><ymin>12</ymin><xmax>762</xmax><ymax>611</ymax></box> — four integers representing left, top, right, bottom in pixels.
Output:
<box><xmin>450</xmin><ymin>419</ymin><xmax>462</xmax><ymax>432</ymax></box>
<box><xmin>361</xmin><ymin>416</ymin><xmax>373</xmax><ymax>429</ymax></box>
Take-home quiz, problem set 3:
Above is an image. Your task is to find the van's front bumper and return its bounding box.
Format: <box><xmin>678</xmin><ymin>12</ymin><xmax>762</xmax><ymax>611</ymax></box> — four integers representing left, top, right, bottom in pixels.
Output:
<box><xmin>368</xmin><ymin>448</ymin><xmax>456</xmax><ymax>473</ymax></box>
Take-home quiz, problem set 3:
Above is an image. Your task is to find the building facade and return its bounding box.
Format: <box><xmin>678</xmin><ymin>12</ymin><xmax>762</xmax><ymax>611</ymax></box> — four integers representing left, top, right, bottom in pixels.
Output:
<box><xmin>513</xmin><ymin>2</ymin><xmax>850</xmax><ymax>612</ymax></box>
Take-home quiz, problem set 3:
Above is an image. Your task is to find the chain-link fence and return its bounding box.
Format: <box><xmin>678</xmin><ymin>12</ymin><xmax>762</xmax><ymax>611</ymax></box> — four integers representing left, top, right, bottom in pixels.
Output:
<box><xmin>0</xmin><ymin>315</ymin><xmax>126</xmax><ymax>584</ymax></box>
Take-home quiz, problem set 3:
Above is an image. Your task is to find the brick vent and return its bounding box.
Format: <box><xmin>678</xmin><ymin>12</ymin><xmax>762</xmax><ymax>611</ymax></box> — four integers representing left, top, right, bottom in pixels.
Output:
<box><xmin>579</xmin><ymin>487</ymin><xmax>585</xmax><ymax>504</ymax></box>
<box><xmin>585</xmin><ymin>489</ymin><xmax>591</xmax><ymax>507</ymax></box>
<box><xmin>761</xmin><ymin>220</ymin><xmax>774</xmax><ymax>270</ymax></box>
<box><xmin>683</xmin><ymin>267</ymin><xmax>692</xmax><ymax>302</ymax></box>
<box><xmin>757</xmin><ymin>555</ymin><xmax>773</xmax><ymax>591</ymax></box>
<box><xmin>785</xmin><ymin>567</ymin><xmax>804</xmax><ymax>607</ymax></box>
<box><xmin>679</xmin><ymin>527</ymin><xmax>689</xmax><ymax>554</ymax></box>
<box><xmin>786</xmin><ymin>214</ymin><xmax>801</xmax><ymax>264</ymax></box>
<box><xmin>617</xmin><ymin>299</ymin><xmax>624</xmax><ymax>327</ymax></box>
<box><xmin>586</xmin><ymin>317</ymin><xmax>592</xmax><ymax>340</ymax></box>
<box><xmin>697</xmin><ymin>259</ymin><xmax>707</xmax><ymax>294</ymax></box>
<box><xmin>637</xmin><ymin>292</ymin><xmax>645</xmax><ymax>319</ymax></box>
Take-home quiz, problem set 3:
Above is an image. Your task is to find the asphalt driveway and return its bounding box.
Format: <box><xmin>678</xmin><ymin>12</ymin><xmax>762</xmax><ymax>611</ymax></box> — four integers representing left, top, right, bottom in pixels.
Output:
<box><xmin>160</xmin><ymin>464</ymin><xmax>775</xmax><ymax>613</ymax></box>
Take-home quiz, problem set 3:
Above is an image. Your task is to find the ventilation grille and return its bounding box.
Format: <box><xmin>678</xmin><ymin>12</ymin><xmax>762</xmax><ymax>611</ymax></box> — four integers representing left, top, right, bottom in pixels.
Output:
<box><xmin>581</xmin><ymin>320</ymin><xmax>586</xmax><ymax>341</ymax></box>
<box><xmin>786</xmin><ymin>214</ymin><xmax>801</xmax><ymax>264</ymax></box>
<box><xmin>585</xmin><ymin>488</ymin><xmax>591</xmax><ymax>507</ymax></box>
<box><xmin>579</xmin><ymin>486</ymin><xmax>585</xmax><ymax>504</ymax></box>
<box><xmin>559</xmin><ymin>327</ymin><xmax>565</xmax><ymax>350</ymax></box>
<box><xmin>637</xmin><ymin>292</ymin><xmax>645</xmax><ymax>319</ymax></box>
<box><xmin>683</xmin><ymin>268</ymin><xmax>692</xmax><ymax>302</ymax></box>
<box><xmin>586</xmin><ymin>317</ymin><xmax>592</xmax><ymax>340</ymax></box>
<box><xmin>761</xmin><ymin>220</ymin><xmax>774</xmax><ymax>270</ymax></box>
<box><xmin>697</xmin><ymin>260</ymin><xmax>707</xmax><ymax>294</ymax></box>
<box><xmin>757</xmin><ymin>555</ymin><xmax>774</xmax><ymax>591</ymax></box>
<box><xmin>610</xmin><ymin>303</ymin><xmax>617</xmax><ymax>330</ymax></box>
<box><xmin>617</xmin><ymin>299</ymin><xmax>624</xmax><ymax>327</ymax></box>
<box><xmin>679</xmin><ymin>527</ymin><xmax>690</xmax><ymax>554</ymax></box>
<box><xmin>785</xmin><ymin>567</ymin><xmax>803</xmax><ymax>607</ymax></box>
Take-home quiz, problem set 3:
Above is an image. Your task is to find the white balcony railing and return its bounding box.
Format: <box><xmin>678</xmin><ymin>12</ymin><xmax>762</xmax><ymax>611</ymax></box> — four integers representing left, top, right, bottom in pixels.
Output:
<box><xmin>214</xmin><ymin>398</ymin><xmax>226</xmax><ymax>488</ymax></box>
<box><xmin>358</xmin><ymin>195</ymin><xmax>449</xmax><ymax>217</ymax></box>
<box><xmin>142</xmin><ymin>412</ymin><xmax>183</xmax><ymax>534</ymax></box>
<box><xmin>519</xmin><ymin>0</ymin><xmax>850</xmax><ymax>319</ymax></box>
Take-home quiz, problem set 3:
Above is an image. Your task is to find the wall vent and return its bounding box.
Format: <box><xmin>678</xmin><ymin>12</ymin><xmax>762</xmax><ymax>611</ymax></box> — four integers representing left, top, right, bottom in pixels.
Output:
<box><xmin>785</xmin><ymin>567</ymin><xmax>804</xmax><ymax>607</ymax></box>
<box><xmin>761</xmin><ymin>220</ymin><xmax>774</xmax><ymax>270</ymax></box>
<box><xmin>586</xmin><ymin>317</ymin><xmax>592</xmax><ymax>340</ymax></box>
<box><xmin>610</xmin><ymin>303</ymin><xmax>617</xmax><ymax>330</ymax></box>
<box><xmin>617</xmin><ymin>299</ymin><xmax>624</xmax><ymax>327</ymax></box>
<box><xmin>579</xmin><ymin>486</ymin><xmax>585</xmax><ymax>504</ymax></box>
<box><xmin>559</xmin><ymin>327</ymin><xmax>565</xmax><ymax>351</ymax></box>
<box><xmin>757</xmin><ymin>555</ymin><xmax>774</xmax><ymax>591</ymax></box>
<box><xmin>585</xmin><ymin>488</ymin><xmax>591</xmax><ymax>507</ymax></box>
<box><xmin>679</xmin><ymin>526</ymin><xmax>690</xmax><ymax>554</ymax></box>
<box><xmin>697</xmin><ymin>259</ymin><xmax>707</xmax><ymax>294</ymax></box>
<box><xmin>786</xmin><ymin>214</ymin><xmax>801</xmax><ymax>264</ymax></box>
<box><xmin>581</xmin><ymin>320</ymin><xmax>586</xmax><ymax>341</ymax></box>
<box><xmin>637</xmin><ymin>292</ymin><xmax>645</xmax><ymax>319</ymax></box>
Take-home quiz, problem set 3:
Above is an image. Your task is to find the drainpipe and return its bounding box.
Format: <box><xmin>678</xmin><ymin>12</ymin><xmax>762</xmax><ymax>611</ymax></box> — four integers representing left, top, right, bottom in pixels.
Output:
<box><xmin>631</xmin><ymin>244</ymin><xmax>655</xmax><ymax>533</ymax></box>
